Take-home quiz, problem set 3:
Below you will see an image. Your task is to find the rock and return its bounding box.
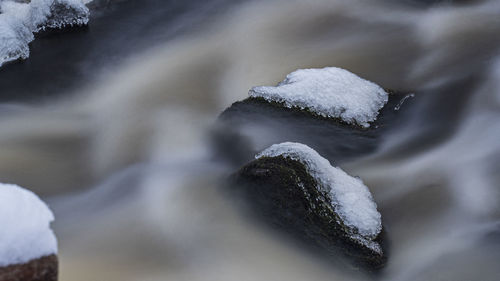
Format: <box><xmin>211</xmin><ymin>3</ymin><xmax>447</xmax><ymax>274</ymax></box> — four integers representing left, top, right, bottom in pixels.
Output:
<box><xmin>0</xmin><ymin>0</ymin><xmax>90</xmax><ymax>67</ymax></box>
<box><xmin>0</xmin><ymin>255</ymin><xmax>58</xmax><ymax>281</ymax></box>
<box><xmin>212</xmin><ymin>68</ymin><xmax>415</xmax><ymax>166</ymax></box>
<box><xmin>0</xmin><ymin>183</ymin><xmax>58</xmax><ymax>280</ymax></box>
<box><xmin>213</xmin><ymin>91</ymin><xmax>412</xmax><ymax>166</ymax></box>
<box><xmin>228</xmin><ymin>143</ymin><xmax>388</xmax><ymax>271</ymax></box>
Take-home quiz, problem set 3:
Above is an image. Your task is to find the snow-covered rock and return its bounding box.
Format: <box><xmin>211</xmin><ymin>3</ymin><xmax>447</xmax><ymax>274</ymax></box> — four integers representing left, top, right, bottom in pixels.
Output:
<box><xmin>257</xmin><ymin>142</ymin><xmax>382</xmax><ymax>253</ymax></box>
<box><xmin>249</xmin><ymin>67</ymin><xmax>389</xmax><ymax>128</ymax></box>
<box><xmin>230</xmin><ymin>142</ymin><xmax>386</xmax><ymax>269</ymax></box>
<box><xmin>0</xmin><ymin>183</ymin><xmax>57</xmax><ymax>267</ymax></box>
<box><xmin>0</xmin><ymin>0</ymin><xmax>89</xmax><ymax>67</ymax></box>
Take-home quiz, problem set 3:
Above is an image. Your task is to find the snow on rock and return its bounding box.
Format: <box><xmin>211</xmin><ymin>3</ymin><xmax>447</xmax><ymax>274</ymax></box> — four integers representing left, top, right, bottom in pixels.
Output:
<box><xmin>256</xmin><ymin>142</ymin><xmax>382</xmax><ymax>253</ymax></box>
<box><xmin>249</xmin><ymin>67</ymin><xmax>389</xmax><ymax>128</ymax></box>
<box><xmin>0</xmin><ymin>183</ymin><xmax>57</xmax><ymax>267</ymax></box>
<box><xmin>0</xmin><ymin>0</ymin><xmax>89</xmax><ymax>67</ymax></box>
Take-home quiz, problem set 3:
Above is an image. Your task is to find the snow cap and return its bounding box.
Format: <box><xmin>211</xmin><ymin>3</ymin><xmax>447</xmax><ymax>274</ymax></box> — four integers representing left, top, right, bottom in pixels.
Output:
<box><xmin>257</xmin><ymin>142</ymin><xmax>382</xmax><ymax>253</ymax></box>
<box><xmin>0</xmin><ymin>183</ymin><xmax>57</xmax><ymax>267</ymax></box>
<box><xmin>250</xmin><ymin>67</ymin><xmax>389</xmax><ymax>128</ymax></box>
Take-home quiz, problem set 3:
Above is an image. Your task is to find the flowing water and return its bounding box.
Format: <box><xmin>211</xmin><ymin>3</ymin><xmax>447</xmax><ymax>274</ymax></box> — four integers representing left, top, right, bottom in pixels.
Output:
<box><xmin>1</xmin><ymin>0</ymin><xmax>500</xmax><ymax>280</ymax></box>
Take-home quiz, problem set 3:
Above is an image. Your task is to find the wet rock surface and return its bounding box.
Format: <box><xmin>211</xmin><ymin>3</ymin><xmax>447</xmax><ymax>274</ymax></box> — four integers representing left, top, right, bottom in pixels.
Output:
<box><xmin>0</xmin><ymin>255</ymin><xmax>58</xmax><ymax>281</ymax></box>
<box><xmin>228</xmin><ymin>156</ymin><xmax>388</xmax><ymax>271</ymax></box>
<box><xmin>214</xmin><ymin>92</ymin><xmax>413</xmax><ymax>166</ymax></box>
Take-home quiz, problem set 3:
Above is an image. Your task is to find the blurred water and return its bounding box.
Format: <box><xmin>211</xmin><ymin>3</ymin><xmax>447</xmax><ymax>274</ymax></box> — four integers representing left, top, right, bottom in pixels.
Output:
<box><xmin>1</xmin><ymin>0</ymin><xmax>500</xmax><ymax>280</ymax></box>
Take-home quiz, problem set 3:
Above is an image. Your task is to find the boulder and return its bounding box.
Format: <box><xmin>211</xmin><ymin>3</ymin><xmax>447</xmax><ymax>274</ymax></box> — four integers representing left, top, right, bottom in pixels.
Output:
<box><xmin>212</xmin><ymin>67</ymin><xmax>414</xmax><ymax>166</ymax></box>
<box><xmin>213</xmin><ymin>92</ymin><xmax>411</xmax><ymax>166</ymax></box>
<box><xmin>228</xmin><ymin>143</ymin><xmax>388</xmax><ymax>271</ymax></box>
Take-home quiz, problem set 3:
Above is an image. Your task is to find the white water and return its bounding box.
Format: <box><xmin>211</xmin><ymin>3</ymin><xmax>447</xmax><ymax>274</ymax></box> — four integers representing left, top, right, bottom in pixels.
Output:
<box><xmin>0</xmin><ymin>0</ymin><xmax>499</xmax><ymax>280</ymax></box>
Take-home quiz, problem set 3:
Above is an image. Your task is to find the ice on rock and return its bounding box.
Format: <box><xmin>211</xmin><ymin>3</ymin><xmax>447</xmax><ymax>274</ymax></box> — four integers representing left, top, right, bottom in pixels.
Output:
<box><xmin>249</xmin><ymin>67</ymin><xmax>389</xmax><ymax>128</ymax></box>
<box><xmin>0</xmin><ymin>183</ymin><xmax>57</xmax><ymax>267</ymax></box>
<box><xmin>256</xmin><ymin>142</ymin><xmax>382</xmax><ymax>253</ymax></box>
<box><xmin>0</xmin><ymin>0</ymin><xmax>89</xmax><ymax>67</ymax></box>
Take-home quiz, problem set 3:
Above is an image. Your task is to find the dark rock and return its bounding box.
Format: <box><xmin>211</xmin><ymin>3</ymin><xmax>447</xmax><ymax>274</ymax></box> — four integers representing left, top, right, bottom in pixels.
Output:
<box><xmin>213</xmin><ymin>92</ymin><xmax>413</xmax><ymax>166</ymax></box>
<box><xmin>0</xmin><ymin>255</ymin><xmax>58</xmax><ymax>281</ymax></box>
<box><xmin>228</xmin><ymin>156</ymin><xmax>388</xmax><ymax>272</ymax></box>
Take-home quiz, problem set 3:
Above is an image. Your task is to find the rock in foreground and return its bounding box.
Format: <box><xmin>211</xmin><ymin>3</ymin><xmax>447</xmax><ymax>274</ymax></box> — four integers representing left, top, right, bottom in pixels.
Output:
<box><xmin>229</xmin><ymin>143</ymin><xmax>387</xmax><ymax>271</ymax></box>
<box><xmin>0</xmin><ymin>183</ymin><xmax>58</xmax><ymax>281</ymax></box>
<box><xmin>0</xmin><ymin>255</ymin><xmax>58</xmax><ymax>281</ymax></box>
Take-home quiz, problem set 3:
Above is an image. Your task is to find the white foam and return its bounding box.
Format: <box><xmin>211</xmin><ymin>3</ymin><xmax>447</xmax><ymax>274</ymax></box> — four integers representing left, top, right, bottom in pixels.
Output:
<box><xmin>249</xmin><ymin>67</ymin><xmax>389</xmax><ymax>128</ymax></box>
<box><xmin>0</xmin><ymin>183</ymin><xmax>57</xmax><ymax>267</ymax></box>
<box><xmin>0</xmin><ymin>0</ymin><xmax>89</xmax><ymax>67</ymax></box>
<box><xmin>256</xmin><ymin>142</ymin><xmax>382</xmax><ymax>253</ymax></box>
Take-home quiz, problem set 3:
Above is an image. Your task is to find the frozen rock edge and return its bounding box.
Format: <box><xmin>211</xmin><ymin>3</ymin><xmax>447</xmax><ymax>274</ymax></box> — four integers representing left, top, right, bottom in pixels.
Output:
<box><xmin>0</xmin><ymin>0</ymin><xmax>90</xmax><ymax>67</ymax></box>
<box><xmin>249</xmin><ymin>67</ymin><xmax>389</xmax><ymax>128</ymax></box>
<box><xmin>0</xmin><ymin>183</ymin><xmax>57</xmax><ymax>267</ymax></box>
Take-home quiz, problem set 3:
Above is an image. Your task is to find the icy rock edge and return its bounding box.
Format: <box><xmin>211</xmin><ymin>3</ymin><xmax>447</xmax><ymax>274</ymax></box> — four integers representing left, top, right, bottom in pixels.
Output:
<box><xmin>0</xmin><ymin>0</ymin><xmax>90</xmax><ymax>67</ymax></box>
<box><xmin>0</xmin><ymin>183</ymin><xmax>57</xmax><ymax>267</ymax></box>
<box><xmin>249</xmin><ymin>67</ymin><xmax>389</xmax><ymax>128</ymax></box>
<box><xmin>256</xmin><ymin>142</ymin><xmax>383</xmax><ymax>254</ymax></box>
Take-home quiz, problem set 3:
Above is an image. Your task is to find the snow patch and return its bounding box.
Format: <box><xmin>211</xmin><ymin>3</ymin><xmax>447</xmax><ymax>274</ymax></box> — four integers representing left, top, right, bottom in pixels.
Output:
<box><xmin>256</xmin><ymin>142</ymin><xmax>382</xmax><ymax>253</ymax></box>
<box><xmin>249</xmin><ymin>67</ymin><xmax>389</xmax><ymax>128</ymax></box>
<box><xmin>0</xmin><ymin>0</ymin><xmax>89</xmax><ymax>67</ymax></box>
<box><xmin>0</xmin><ymin>183</ymin><xmax>57</xmax><ymax>267</ymax></box>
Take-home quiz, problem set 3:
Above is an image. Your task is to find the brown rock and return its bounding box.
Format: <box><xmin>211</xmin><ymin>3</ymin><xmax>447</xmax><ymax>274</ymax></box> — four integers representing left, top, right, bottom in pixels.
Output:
<box><xmin>0</xmin><ymin>255</ymin><xmax>58</xmax><ymax>281</ymax></box>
